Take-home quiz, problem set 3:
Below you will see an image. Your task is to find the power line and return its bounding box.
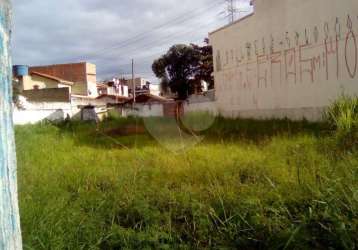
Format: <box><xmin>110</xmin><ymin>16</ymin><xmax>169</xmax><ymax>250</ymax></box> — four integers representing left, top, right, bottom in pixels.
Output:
<box><xmin>97</xmin><ymin>35</ymin><xmax>216</xmax><ymax>80</ymax></box>
<box><xmin>96</xmin><ymin>16</ymin><xmax>225</xmax><ymax>69</ymax></box>
<box><xmin>96</xmin><ymin>18</ymin><xmax>225</xmax><ymax>78</ymax></box>
<box><xmin>226</xmin><ymin>0</ymin><xmax>237</xmax><ymax>23</ymax></box>
<box><xmin>71</xmin><ymin>0</ymin><xmax>224</xmax><ymax>61</ymax></box>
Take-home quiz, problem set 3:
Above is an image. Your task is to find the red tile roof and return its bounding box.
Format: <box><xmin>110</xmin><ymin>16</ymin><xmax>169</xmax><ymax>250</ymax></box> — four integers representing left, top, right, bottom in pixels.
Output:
<box><xmin>30</xmin><ymin>71</ymin><xmax>74</xmax><ymax>86</ymax></box>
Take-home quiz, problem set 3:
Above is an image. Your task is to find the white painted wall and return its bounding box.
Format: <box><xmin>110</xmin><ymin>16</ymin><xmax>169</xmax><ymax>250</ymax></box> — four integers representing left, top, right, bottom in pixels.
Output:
<box><xmin>14</xmin><ymin>109</ymin><xmax>68</xmax><ymax>125</ymax></box>
<box><xmin>149</xmin><ymin>84</ymin><xmax>161</xmax><ymax>96</ymax></box>
<box><xmin>184</xmin><ymin>101</ymin><xmax>217</xmax><ymax>114</ymax></box>
<box><xmin>13</xmin><ymin>102</ymin><xmax>78</xmax><ymax>125</ymax></box>
<box><xmin>209</xmin><ymin>0</ymin><xmax>358</xmax><ymax>121</ymax></box>
<box><xmin>87</xmin><ymin>81</ymin><xmax>99</xmax><ymax>97</ymax></box>
<box><xmin>123</xmin><ymin>104</ymin><xmax>164</xmax><ymax>117</ymax></box>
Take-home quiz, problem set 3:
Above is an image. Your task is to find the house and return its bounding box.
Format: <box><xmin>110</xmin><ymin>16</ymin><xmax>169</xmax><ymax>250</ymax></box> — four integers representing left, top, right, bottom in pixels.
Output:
<box><xmin>13</xmin><ymin>65</ymin><xmax>73</xmax><ymax>92</ymax></box>
<box><xmin>124</xmin><ymin>77</ymin><xmax>150</xmax><ymax>89</ymax></box>
<box><xmin>121</xmin><ymin>93</ymin><xmax>174</xmax><ymax>117</ymax></box>
<box><xmin>97</xmin><ymin>79</ymin><xmax>129</xmax><ymax>97</ymax></box>
<box><xmin>209</xmin><ymin>0</ymin><xmax>358</xmax><ymax>121</ymax></box>
<box><xmin>12</xmin><ymin>63</ymin><xmax>156</xmax><ymax>124</ymax></box>
<box><xmin>22</xmin><ymin>71</ymin><xmax>73</xmax><ymax>93</ymax></box>
<box><xmin>29</xmin><ymin>62</ymin><xmax>98</xmax><ymax>97</ymax></box>
<box><xmin>12</xmin><ymin>64</ymin><xmax>87</xmax><ymax>124</ymax></box>
<box><xmin>119</xmin><ymin>77</ymin><xmax>161</xmax><ymax>96</ymax></box>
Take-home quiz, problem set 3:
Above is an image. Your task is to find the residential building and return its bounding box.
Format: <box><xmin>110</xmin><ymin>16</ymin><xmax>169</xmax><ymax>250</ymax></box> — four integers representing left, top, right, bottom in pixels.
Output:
<box><xmin>124</xmin><ymin>77</ymin><xmax>150</xmax><ymax>89</ymax></box>
<box><xmin>122</xmin><ymin>93</ymin><xmax>173</xmax><ymax>117</ymax></box>
<box><xmin>118</xmin><ymin>77</ymin><xmax>161</xmax><ymax>96</ymax></box>
<box><xmin>29</xmin><ymin>62</ymin><xmax>97</xmax><ymax>97</ymax></box>
<box><xmin>97</xmin><ymin>79</ymin><xmax>129</xmax><ymax>97</ymax></box>
<box><xmin>21</xmin><ymin>71</ymin><xmax>73</xmax><ymax>92</ymax></box>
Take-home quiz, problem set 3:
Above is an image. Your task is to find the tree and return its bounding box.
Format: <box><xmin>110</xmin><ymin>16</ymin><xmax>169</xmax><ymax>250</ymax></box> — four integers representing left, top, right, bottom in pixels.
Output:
<box><xmin>0</xmin><ymin>2</ymin><xmax>23</xmax><ymax>249</ymax></box>
<box><xmin>152</xmin><ymin>44</ymin><xmax>200</xmax><ymax>100</ymax></box>
<box><xmin>191</xmin><ymin>38</ymin><xmax>214</xmax><ymax>90</ymax></box>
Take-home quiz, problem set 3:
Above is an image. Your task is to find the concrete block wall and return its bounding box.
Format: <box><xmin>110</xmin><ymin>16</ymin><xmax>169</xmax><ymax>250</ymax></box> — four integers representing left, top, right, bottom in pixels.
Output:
<box><xmin>209</xmin><ymin>0</ymin><xmax>358</xmax><ymax>121</ymax></box>
<box><xmin>22</xmin><ymin>88</ymin><xmax>71</xmax><ymax>103</ymax></box>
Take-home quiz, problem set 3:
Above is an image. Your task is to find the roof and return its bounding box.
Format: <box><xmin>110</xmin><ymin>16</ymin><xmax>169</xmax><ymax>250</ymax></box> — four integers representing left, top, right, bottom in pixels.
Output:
<box><xmin>30</xmin><ymin>71</ymin><xmax>74</xmax><ymax>86</ymax></box>
<box><xmin>96</xmin><ymin>83</ymin><xmax>108</xmax><ymax>88</ymax></box>
<box><xmin>96</xmin><ymin>94</ymin><xmax>131</xmax><ymax>102</ymax></box>
<box><xmin>125</xmin><ymin>93</ymin><xmax>173</xmax><ymax>104</ymax></box>
<box><xmin>71</xmin><ymin>94</ymin><xmax>96</xmax><ymax>100</ymax></box>
<box><xmin>30</xmin><ymin>61</ymin><xmax>93</xmax><ymax>68</ymax></box>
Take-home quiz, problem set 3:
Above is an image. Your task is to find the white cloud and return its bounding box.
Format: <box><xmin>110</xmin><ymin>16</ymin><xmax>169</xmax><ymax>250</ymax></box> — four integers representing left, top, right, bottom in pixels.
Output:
<box><xmin>12</xmin><ymin>0</ymin><xmax>251</xmax><ymax>82</ymax></box>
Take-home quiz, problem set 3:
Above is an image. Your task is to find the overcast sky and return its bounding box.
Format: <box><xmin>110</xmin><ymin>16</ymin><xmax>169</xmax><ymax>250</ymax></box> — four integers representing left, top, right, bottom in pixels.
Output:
<box><xmin>12</xmin><ymin>0</ymin><xmax>252</xmax><ymax>82</ymax></box>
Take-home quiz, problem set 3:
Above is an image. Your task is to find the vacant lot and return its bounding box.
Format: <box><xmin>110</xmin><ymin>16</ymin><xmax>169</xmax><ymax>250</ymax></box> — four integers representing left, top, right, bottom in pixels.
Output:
<box><xmin>16</xmin><ymin>117</ymin><xmax>357</xmax><ymax>249</ymax></box>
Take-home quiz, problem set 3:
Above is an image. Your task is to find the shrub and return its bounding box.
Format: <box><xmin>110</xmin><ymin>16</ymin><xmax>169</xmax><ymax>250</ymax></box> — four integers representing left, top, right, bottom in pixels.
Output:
<box><xmin>325</xmin><ymin>95</ymin><xmax>358</xmax><ymax>150</ymax></box>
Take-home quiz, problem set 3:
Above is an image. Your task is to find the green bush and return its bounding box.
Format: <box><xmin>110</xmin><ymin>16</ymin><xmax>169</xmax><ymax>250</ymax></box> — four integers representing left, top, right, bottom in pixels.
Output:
<box><xmin>326</xmin><ymin>95</ymin><xmax>358</xmax><ymax>150</ymax></box>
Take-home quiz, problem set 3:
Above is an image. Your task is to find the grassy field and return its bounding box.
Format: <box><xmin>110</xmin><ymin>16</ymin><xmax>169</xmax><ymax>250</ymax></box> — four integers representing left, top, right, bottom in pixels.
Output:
<box><xmin>15</xmin><ymin>114</ymin><xmax>357</xmax><ymax>249</ymax></box>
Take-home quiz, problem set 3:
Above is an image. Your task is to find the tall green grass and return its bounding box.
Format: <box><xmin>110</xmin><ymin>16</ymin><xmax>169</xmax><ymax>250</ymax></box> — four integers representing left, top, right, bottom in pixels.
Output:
<box><xmin>15</xmin><ymin>108</ymin><xmax>357</xmax><ymax>249</ymax></box>
<box><xmin>326</xmin><ymin>95</ymin><xmax>358</xmax><ymax>150</ymax></box>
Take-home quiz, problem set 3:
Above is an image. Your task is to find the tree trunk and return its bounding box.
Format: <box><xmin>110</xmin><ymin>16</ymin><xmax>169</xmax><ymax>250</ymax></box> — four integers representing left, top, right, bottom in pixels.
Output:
<box><xmin>0</xmin><ymin>1</ymin><xmax>23</xmax><ymax>249</ymax></box>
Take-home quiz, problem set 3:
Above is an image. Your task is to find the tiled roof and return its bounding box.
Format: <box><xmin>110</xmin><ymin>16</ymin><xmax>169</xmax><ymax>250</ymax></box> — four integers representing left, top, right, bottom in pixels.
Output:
<box><xmin>30</xmin><ymin>71</ymin><xmax>74</xmax><ymax>86</ymax></box>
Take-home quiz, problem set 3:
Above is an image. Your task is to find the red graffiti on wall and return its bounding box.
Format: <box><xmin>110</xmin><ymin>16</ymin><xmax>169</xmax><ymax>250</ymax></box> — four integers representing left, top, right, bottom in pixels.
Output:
<box><xmin>216</xmin><ymin>12</ymin><xmax>358</xmax><ymax>95</ymax></box>
<box><xmin>245</xmin><ymin>62</ymin><xmax>254</xmax><ymax>89</ymax></box>
<box><xmin>284</xmin><ymin>48</ymin><xmax>297</xmax><ymax>84</ymax></box>
<box><xmin>299</xmin><ymin>44</ymin><xmax>314</xmax><ymax>83</ymax></box>
<box><xmin>271</xmin><ymin>51</ymin><xmax>283</xmax><ymax>86</ymax></box>
<box><xmin>299</xmin><ymin>44</ymin><xmax>323</xmax><ymax>83</ymax></box>
<box><xmin>257</xmin><ymin>54</ymin><xmax>269</xmax><ymax>88</ymax></box>
<box><xmin>324</xmin><ymin>36</ymin><xmax>340</xmax><ymax>80</ymax></box>
<box><xmin>345</xmin><ymin>30</ymin><xmax>357</xmax><ymax>78</ymax></box>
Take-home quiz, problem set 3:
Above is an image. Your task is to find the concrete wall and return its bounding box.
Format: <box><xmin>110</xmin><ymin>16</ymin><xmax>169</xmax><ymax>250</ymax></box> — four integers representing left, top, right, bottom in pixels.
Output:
<box><xmin>209</xmin><ymin>0</ymin><xmax>358</xmax><ymax>121</ymax></box>
<box><xmin>13</xmin><ymin>99</ymin><xmax>79</xmax><ymax>125</ymax></box>
<box><xmin>22</xmin><ymin>88</ymin><xmax>71</xmax><ymax>103</ymax></box>
<box><xmin>71</xmin><ymin>95</ymin><xmax>110</xmax><ymax>107</ymax></box>
<box><xmin>123</xmin><ymin>104</ymin><xmax>164</xmax><ymax>117</ymax></box>
<box><xmin>184</xmin><ymin>101</ymin><xmax>217</xmax><ymax>114</ymax></box>
<box><xmin>13</xmin><ymin>108</ymin><xmax>72</xmax><ymax>125</ymax></box>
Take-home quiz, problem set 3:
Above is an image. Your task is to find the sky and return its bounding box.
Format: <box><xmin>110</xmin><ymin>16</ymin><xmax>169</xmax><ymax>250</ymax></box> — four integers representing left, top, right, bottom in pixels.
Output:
<box><xmin>12</xmin><ymin>0</ymin><xmax>252</xmax><ymax>82</ymax></box>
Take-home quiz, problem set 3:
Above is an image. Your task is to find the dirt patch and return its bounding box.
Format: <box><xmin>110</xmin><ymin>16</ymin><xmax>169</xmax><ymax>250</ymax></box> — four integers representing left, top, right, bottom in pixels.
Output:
<box><xmin>104</xmin><ymin>125</ymin><xmax>146</xmax><ymax>136</ymax></box>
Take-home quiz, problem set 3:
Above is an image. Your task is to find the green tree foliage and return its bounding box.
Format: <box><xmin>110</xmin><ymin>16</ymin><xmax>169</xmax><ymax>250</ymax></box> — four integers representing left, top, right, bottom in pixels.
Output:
<box><xmin>152</xmin><ymin>40</ymin><xmax>213</xmax><ymax>100</ymax></box>
<box><xmin>191</xmin><ymin>38</ymin><xmax>214</xmax><ymax>90</ymax></box>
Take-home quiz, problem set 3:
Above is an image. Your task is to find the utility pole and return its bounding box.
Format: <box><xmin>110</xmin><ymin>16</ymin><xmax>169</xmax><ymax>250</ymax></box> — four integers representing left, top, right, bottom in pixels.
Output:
<box><xmin>229</xmin><ymin>0</ymin><xmax>234</xmax><ymax>23</ymax></box>
<box><xmin>224</xmin><ymin>0</ymin><xmax>238</xmax><ymax>24</ymax></box>
<box><xmin>0</xmin><ymin>1</ymin><xmax>23</xmax><ymax>249</ymax></box>
<box><xmin>132</xmin><ymin>59</ymin><xmax>136</xmax><ymax>104</ymax></box>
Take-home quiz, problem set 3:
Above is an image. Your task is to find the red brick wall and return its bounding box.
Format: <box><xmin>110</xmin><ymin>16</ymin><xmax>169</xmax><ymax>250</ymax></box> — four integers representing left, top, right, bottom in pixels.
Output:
<box><xmin>29</xmin><ymin>63</ymin><xmax>87</xmax><ymax>84</ymax></box>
